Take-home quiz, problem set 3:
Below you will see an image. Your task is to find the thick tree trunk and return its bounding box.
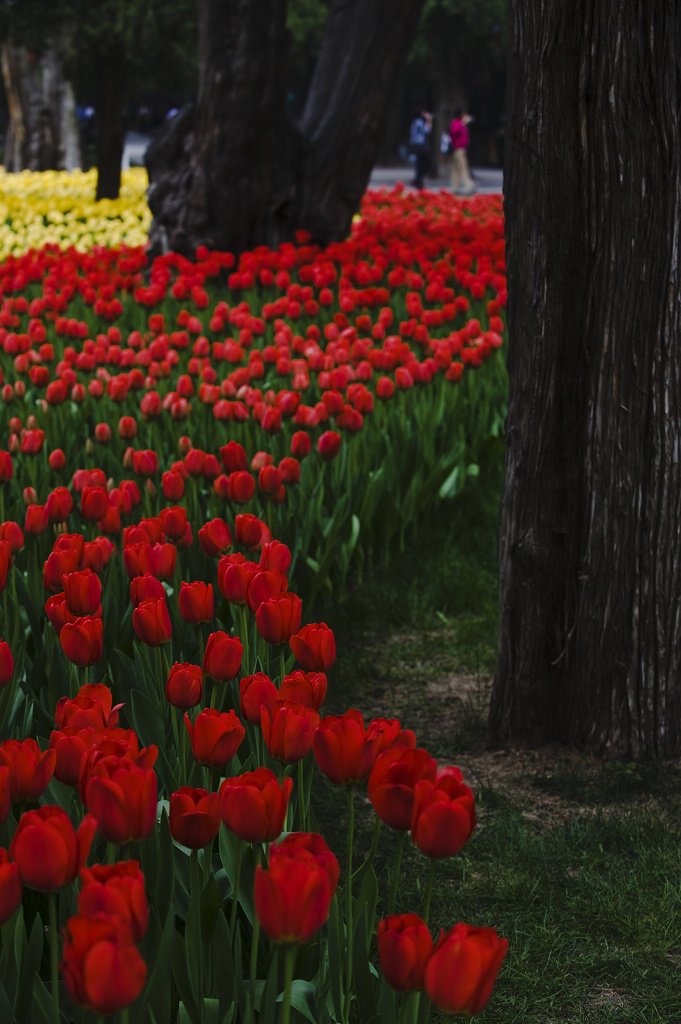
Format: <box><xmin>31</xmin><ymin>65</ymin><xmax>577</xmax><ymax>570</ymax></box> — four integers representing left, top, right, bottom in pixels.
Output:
<box><xmin>95</xmin><ymin>45</ymin><xmax>124</xmax><ymax>201</ymax></box>
<box><xmin>146</xmin><ymin>0</ymin><xmax>426</xmax><ymax>256</ymax></box>
<box><xmin>1</xmin><ymin>41</ymin><xmax>81</xmax><ymax>172</ymax></box>
<box><xmin>489</xmin><ymin>2</ymin><xmax>681</xmax><ymax>757</ymax></box>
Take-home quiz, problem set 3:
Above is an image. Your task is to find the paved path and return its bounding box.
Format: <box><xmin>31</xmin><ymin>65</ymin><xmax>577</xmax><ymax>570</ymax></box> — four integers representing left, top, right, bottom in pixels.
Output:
<box><xmin>368</xmin><ymin>165</ymin><xmax>503</xmax><ymax>195</ymax></box>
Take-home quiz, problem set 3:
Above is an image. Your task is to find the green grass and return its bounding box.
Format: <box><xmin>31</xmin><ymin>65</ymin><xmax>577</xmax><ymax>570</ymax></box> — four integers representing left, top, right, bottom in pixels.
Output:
<box><xmin>311</xmin><ymin>464</ymin><xmax>681</xmax><ymax>1024</ymax></box>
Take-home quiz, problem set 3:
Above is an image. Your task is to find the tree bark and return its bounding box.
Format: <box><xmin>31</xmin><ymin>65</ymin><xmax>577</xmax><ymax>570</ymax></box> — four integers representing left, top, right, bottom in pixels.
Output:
<box><xmin>1</xmin><ymin>40</ymin><xmax>81</xmax><ymax>172</ymax></box>
<box><xmin>95</xmin><ymin>45</ymin><xmax>124</xmax><ymax>200</ymax></box>
<box><xmin>146</xmin><ymin>0</ymin><xmax>426</xmax><ymax>256</ymax></box>
<box><xmin>489</xmin><ymin>2</ymin><xmax>681</xmax><ymax>757</ymax></box>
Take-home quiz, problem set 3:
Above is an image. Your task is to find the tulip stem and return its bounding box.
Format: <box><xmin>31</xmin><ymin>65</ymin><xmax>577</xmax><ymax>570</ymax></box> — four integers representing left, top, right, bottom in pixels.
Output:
<box><xmin>416</xmin><ymin>990</ymin><xmax>431</xmax><ymax>1024</ymax></box>
<box><xmin>421</xmin><ymin>859</ymin><xmax>436</xmax><ymax>926</ymax></box>
<box><xmin>247</xmin><ymin>847</ymin><xmax>262</xmax><ymax>1024</ymax></box>
<box><xmin>352</xmin><ymin>816</ymin><xmax>381</xmax><ymax>881</ymax></box>
<box><xmin>388</xmin><ymin>831</ymin><xmax>407</xmax><ymax>916</ymax></box>
<box><xmin>119</xmin><ymin>1010</ymin><xmax>130</xmax><ymax>1024</ymax></box>
<box><xmin>197</xmin><ymin>628</ymin><xmax>205</xmax><ymax>675</ymax></box>
<box><xmin>297</xmin><ymin>758</ymin><xmax>306</xmax><ymax>831</ymax></box>
<box><xmin>280</xmin><ymin>944</ymin><xmax>297</xmax><ymax>1024</ymax></box>
<box><xmin>279</xmin><ymin>646</ymin><xmax>286</xmax><ymax>684</ymax></box>
<box><xmin>190</xmin><ymin>849</ymin><xmax>204</xmax><ymax>1000</ymax></box>
<box><xmin>343</xmin><ymin>787</ymin><xmax>355</xmax><ymax>1023</ymax></box>
<box><xmin>228</xmin><ymin>839</ymin><xmax>244</xmax><ymax>946</ymax></box>
<box><xmin>48</xmin><ymin>890</ymin><xmax>59</xmax><ymax>1024</ymax></box>
<box><xmin>80</xmin><ymin>665</ymin><xmax>88</xmax><ymax>690</ymax></box>
<box><xmin>171</xmin><ymin>707</ymin><xmax>184</xmax><ymax>786</ymax></box>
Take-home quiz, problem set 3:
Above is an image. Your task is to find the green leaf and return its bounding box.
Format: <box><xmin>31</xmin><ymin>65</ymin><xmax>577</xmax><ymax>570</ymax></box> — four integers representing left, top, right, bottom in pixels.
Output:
<box><xmin>352</xmin><ymin>905</ymin><xmax>381</xmax><ymax>1024</ymax></box>
<box><xmin>280</xmin><ymin>979</ymin><xmax>319</xmax><ymax>1024</ymax></box>
<box><xmin>30</xmin><ymin>975</ymin><xmax>55</xmax><ymax>1024</ymax></box>
<box><xmin>15</xmin><ymin>909</ymin><xmax>43</xmax><ymax>1023</ymax></box>
<box><xmin>171</xmin><ymin>934</ymin><xmax>200</xmax><ymax>1024</ymax></box>
<box><xmin>439</xmin><ymin>464</ymin><xmax>461</xmax><ymax>499</ymax></box>
<box><xmin>209</xmin><ymin>911</ymin><xmax>234</xmax><ymax>1013</ymax></box>
<box><xmin>326</xmin><ymin>895</ymin><xmax>344</xmax><ymax>1021</ymax></box>
<box><xmin>356</xmin><ymin>864</ymin><xmax>379</xmax><ymax>949</ymax></box>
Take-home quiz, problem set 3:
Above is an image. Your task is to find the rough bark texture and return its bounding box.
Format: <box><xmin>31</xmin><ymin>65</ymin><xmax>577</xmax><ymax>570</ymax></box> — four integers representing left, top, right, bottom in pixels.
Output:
<box><xmin>146</xmin><ymin>0</ymin><xmax>426</xmax><ymax>256</ymax></box>
<box><xmin>489</xmin><ymin>2</ymin><xmax>681</xmax><ymax>757</ymax></box>
<box><xmin>1</xmin><ymin>41</ymin><xmax>81</xmax><ymax>172</ymax></box>
<box><xmin>95</xmin><ymin>45</ymin><xmax>124</xmax><ymax>200</ymax></box>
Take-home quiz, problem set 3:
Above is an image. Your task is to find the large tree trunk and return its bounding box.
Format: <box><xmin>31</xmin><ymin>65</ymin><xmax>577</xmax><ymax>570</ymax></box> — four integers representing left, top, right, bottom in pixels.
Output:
<box><xmin>95</xmin><ymin>45</ymin><xmax>124</xmax><ymax>200</ymax></box>
<box><xmin>1</xmin><ymin>41</ymin><xmax>81</xmax><ymax>172</ymax></box>
<box><xmin>488</xmin><ymin>2</ymin><xmax>681</xmax><ymax>757</ymax></box>
<box><xmin>146</xmin><ymin>0</ymin><xmax>426</xmax><ymax>256</ymax></box>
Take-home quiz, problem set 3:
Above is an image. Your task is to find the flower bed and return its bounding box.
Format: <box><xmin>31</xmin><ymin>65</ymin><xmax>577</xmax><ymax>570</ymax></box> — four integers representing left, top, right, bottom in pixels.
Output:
<box><xmin>0</xmin><ymin>182</ymin><xmax>508</xmax><ymax>1022</ymax></box>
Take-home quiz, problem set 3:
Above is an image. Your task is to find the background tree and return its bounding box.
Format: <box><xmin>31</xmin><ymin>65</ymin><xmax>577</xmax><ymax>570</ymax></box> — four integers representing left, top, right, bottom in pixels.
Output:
<box><xmin>408</xmin><ymin>0</ymin><xmax>507</xmax><ymax>168</ymax></box>
<box><xmin>0</xmin><ymin>0</ymin><xmax>196</xmax><ymax>198</ymax></box>
<box><xmin>0</xmin><ymin>3</ymin><xmax>80</xmax><ymax>171</ymax></box>
<box><xmin>146</xmin><ymin>0</ymin><xmax>426</xmax><ymax>256</ymax></box>
<box><xmin>489</xmin><ymin>1</ymin><xmax>681</xmax><ymax>757</ymax></box>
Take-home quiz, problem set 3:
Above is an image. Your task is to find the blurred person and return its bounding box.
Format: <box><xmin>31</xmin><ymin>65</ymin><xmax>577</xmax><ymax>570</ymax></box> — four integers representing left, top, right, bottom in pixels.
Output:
<box><xmin>409</xmin><ymin>110</ymin><xmax>433</xmax><ymax>189</ymax></box>
<box><xmin>449</xmin><ymin>109</ymin><xmax>475</xmax><ymax>195</ymax></box>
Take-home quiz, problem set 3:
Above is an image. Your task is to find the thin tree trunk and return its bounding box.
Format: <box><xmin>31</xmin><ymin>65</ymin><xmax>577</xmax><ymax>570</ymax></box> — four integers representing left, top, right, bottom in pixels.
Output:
<box><xmin>146</xmin><ymin>0</ymin><xmax>426</xmax><ymax>256</ymax></box>
<box><xmin>95</xmin><ymin>45</ymin><xmax>124</xmax><ymax>200</ymax></box>
<box><xmin>489</xmin><ymin>1</ymin><xmax>681</xmax><ymax>757</ymax></box>
<box><xmin>1</xmin><ymin>41</ymin><xmax>80</xmax><ymax>172</ymax></box>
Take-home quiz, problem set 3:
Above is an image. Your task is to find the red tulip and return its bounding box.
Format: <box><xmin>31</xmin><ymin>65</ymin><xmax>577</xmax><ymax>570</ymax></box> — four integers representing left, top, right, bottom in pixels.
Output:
<box><xmin>246</xmin><ymin>568</ymin><xmax>288</xmax><ymax>613</ymax></box>
<box><xmin>219</xmin><ymin>767</ymin><xmax>292</xmax><ymax>843</ymax></box>
<box><xmin>198</xmin><ymin>517</ymin><xmax>232</xmax><ymax>557</ymax></box>
<box><xmin>0</xmin><ymin>520</ymin><xmax>23</xmax><ymax>553</ymax></box>
<box><xmin>43</xmin><ymin>547</ymin><xmax>80</xmax><ymax>593</ymax></box>
<box><xmin>255</xmin><ymin>592</ymin><xmax>302</xmax><ymax>644</ymax></box>
<box><xmin>220</xmin><ymin>441</ymin><xmax>248</xmax><ymax>472</ymax></box>
<box><xmin>60</xmin><ymin>617</ymin><xmax>104</xmax><ymax>667</ymax></box>
<box><xmin>179</xmin><ymin>580</ymin><xmax>213</xmax><ymax>624</ymax></box>
<box><xmin>79</xmin><ymin>860</ymin><xmax>148</xmax><ymax>943</ymax></box>
<box><xmin>411</xmin><ymin>767</ymin><xmax>476</xmax><ymax>858</ymax></box>
<box><xmin>129</xmin><ymin>573</ymin><xmax>165</xmax><ymax>608</ymax></box>
<box><xmin>313</xmin><ymin>709</ymin><xmax>393</xmax><ymax>785</ymax></box>
<box><xmin>169</xmin><ymin>787</ymin><xmax>221</xmax><ymax>848</ymax></box>
<box><xmin>424</xmin><ymin>923</ymin><xmax>508</xmax><ymax>1016</ymax></box>
<box><xmin>0</xmin><ymin>641</ymin><xmax>13</xmax><ymax>687</ymax></box>
<box><xmin>254</xmin><ymin>832</ymin><xmax>339</xmax><ymax>944</ymax></box>
<box><xmin>61</xmin><ymin>913</ymin><xmax>147</xmax><ymax>1015</ymax></box>
<box><xmin>227</xmin><ymin>470</ymin><xmax>255</xmax><ymax>503</ymax></box>
<box><xmin>318</xmin><ymin>430</ymin><xmax>341</xmax><ymax>459</ymax></box>
<box><xmin>25</xmin><ymin>505</ymin><xmax>49</xmax><ymax>536</ymax></box>
<box><xmin>259</xmin><ymin>540</ymin><xmax>292</xmax><ymax>573</ymax></box>
<box><xmin>184</xmin><ymin>708</ymin><xmax>245</xmax><ymax>769</ymax></box>
<box><xmin>289</xmin><ymin>622</ymin><xmax>336</xmax><ymax>671</ymax></box>
<box><xmin>162</xmin><ymin>470</ymin><xmax>185</xmax><ymax>500</ymax></box>
<box><xmin>133</xmin><ymin>598</ymin><xmax>172</xmax><ymax>646</ymax></box>
<box><xmin>261</xmin><ymin>700</ymin><xmax>319</xmax><ymax>763</ymax></box>
<box><xmin>279</xmin><ymin>670</ymin><xmax>327</xmax><ymax>710</ymax></box>
<box><xmin>46</xmin><ymin>486</ymin><xmax>74</xmax><ymax>523</ymax></box>
<box><xmin>218</xmin><ymin>553</ymin><xmax>259</xmax><ymax>604</ymax></box>
<box><xmin>377</xmin><ymin>914</ymin><xmax>433</xmax><ymax>991</ymax></box>
<box><xmin>203</xmin><ymin>630</ymin><xmax>243</xmax><ymax>681</ymax></box>
<box><xmin>234</xmin><ymin>513</ymin><xmax>271</xmax><ymax>550</ymax></box>
<box><xmin>0</xmin><ymin>848</ymin><xmax>22</xmax><ymax>923</ymax></box>
<box><xmin>63</xmin><ymin>568</ymin><xmax>102</xmax><ymax>616</ymax></box>
<box><xmin>368</xmin><ymin>747</ymin><xmax>438</xmax><ymax>831</ymax></box>
<box><xmin>165</xmin><ymin>663</ymin><xmax>203</xmax><ymax>710</ymax></box>
<box><xmin>132</xmin><ymin>449</ymin><xmax>158</xmax><ymax>476</ymax></box>
<box><xmin>0</xmin><ymin>738</ymin><xmax>55</xmax><ymax>802</ymax></box>
<box><xmin>160</xmin><ymin>504</ymin><xmax>187</xmax><ymax>540</ymax></box>
<box><xmin>291</xmin><ymin>431</ymin><xmax>312</xmax><ymax>459</ymax></box>
<box><xmin>81</xmin><ymin>486</ymin><xmax>110</xmax><ymax>523</ymax></box>
<box><xmin>10</xmin><ymin>805</ymin><xmax>96</xmax><ymax>890</ymax></box>
<box><xmin>85</xmin><ymin>758</ymin><xmax>157</xmax><ymax>844</ymax></box>
<box><xmin>239</xmin><ymin>672</ymin><xmax>279</xmax><ymax>725</ymax></box>
<box><xmin>0</xmin><ymin>450</ymin><xmax>13</xmax><ymax>480</ymax></box>
<box><xmin>55</xmin><ymin>683</ymin><xmax>121</xmax><ymax>731</ymax></box>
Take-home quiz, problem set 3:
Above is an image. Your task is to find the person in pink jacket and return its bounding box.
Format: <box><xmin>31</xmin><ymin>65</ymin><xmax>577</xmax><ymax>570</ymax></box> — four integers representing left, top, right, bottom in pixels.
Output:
<box><xmin>449</xmin><ymin>109</ymin><xmax>475</xmax><ymax>194</ymax></box>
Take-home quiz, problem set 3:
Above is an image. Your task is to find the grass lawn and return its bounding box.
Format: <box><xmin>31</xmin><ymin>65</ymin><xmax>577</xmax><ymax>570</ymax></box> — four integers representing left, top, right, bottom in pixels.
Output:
<box><xmin>312</xmin><ymin>464</ymin><xmax>681</xmax><ymax>1023</ymax></box>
